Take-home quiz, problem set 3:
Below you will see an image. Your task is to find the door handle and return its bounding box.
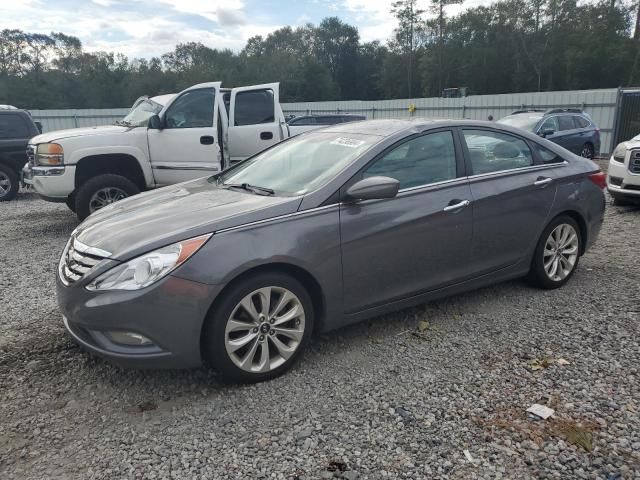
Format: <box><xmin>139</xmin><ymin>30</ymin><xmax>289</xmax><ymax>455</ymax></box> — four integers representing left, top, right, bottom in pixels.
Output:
<box><xmin>260</xmin><ymin>132</ymin><xmax>274</xmax><ymax>140</ymax></box>
<box><xmin>443</xmin><ymin>200</ymin><xmax>471</xmax><ymax>212</ymax></box>
<box><xmin>200</xmin><ymin>136</ymin><xmax>214</xmax><ymax>145</ymax></box>
<box><xmin>534</xmin><ymin>177</ymin><xmax>553</xmax><ymax>187</ymax></box>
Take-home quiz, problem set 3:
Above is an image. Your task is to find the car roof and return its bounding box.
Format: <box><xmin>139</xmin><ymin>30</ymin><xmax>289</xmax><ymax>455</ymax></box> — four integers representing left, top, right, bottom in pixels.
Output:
<box><xmin>318</xmin><ymin>118</ymin><xmax>539</xmax><ymax>138</ymax></box>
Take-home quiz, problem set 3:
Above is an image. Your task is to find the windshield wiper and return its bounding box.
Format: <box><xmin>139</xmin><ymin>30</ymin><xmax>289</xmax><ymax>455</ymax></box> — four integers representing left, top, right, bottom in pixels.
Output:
<box><xmin>114</xmin><ymin>120</ymin><xmax>131</xmax><ymax>126</ymax></box>
<box><xmin>223</xmin><ymin>182</ymin><xmax>275</xmax><ymax>196</ymax></box>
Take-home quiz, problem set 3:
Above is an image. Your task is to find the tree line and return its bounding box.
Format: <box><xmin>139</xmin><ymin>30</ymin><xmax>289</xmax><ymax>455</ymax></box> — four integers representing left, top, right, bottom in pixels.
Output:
<box><xmin>1</xmin><ymin>0</ymin><xmax>639</xmax><ymax>109</ymax></box>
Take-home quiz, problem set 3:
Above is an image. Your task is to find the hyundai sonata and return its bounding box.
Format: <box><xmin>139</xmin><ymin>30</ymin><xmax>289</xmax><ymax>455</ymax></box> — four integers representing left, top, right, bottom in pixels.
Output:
<box><xmin>58</xmin><ymin>119</ymin><xmax>606</xmax><ymax>382</ymax></box>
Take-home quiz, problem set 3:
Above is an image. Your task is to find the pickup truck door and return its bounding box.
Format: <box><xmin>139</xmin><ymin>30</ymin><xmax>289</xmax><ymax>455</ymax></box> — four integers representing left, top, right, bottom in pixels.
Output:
<box><xmin>148</xmin><ymin>83</ymin><xmax>222</xmax><ymax>186</ymax></box>
<box><xmin>227</xmin><ymin>83</ymin><xmax>287</xmax><ymax>166</ymax></box>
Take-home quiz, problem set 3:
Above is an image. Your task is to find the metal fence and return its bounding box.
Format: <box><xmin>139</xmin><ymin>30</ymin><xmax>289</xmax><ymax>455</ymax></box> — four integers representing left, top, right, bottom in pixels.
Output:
<box><xmin>30</xmin><ymin>88</ymin><xmax>624</xmax><ymax>154</ymax></box>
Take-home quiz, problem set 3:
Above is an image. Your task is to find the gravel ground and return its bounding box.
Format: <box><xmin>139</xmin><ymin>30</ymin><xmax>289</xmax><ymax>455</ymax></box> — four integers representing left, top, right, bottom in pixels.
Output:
<box><xmin>1</xmin><ymin>190</ymin><xmax>639</xmax><ymax>480</ymax></box>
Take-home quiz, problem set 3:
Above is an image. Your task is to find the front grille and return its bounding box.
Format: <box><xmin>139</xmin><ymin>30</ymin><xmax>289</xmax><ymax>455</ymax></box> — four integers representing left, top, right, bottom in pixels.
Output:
<box><xmin>59</xmin><ymin>238</ymin><xmax>108</xmax><ymax>285</ymax></box>
<box><xmin>630</xmin><ymin>151</ymin><xmax>640</xmax><ymax>174</ymax></box>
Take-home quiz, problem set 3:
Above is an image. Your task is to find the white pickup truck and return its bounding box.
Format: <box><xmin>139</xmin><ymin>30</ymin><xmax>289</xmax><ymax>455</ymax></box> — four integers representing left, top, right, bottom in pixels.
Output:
<box><xmin>23</xmin><ymin>82</ymin><xmax>290</xmax><ymax>220</ymax></box>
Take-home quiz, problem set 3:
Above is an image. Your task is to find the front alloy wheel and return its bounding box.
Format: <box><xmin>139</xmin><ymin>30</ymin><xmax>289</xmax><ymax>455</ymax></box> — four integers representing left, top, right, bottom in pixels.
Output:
<box><xmin>203</xmin><ymin>272</ymin><xmax>314</xmax><ymax>383</ymax></box>
<box><xmin>225</xmin><ymin>287</ymin><xmax>306</xmax><ymax>373</ymax></box>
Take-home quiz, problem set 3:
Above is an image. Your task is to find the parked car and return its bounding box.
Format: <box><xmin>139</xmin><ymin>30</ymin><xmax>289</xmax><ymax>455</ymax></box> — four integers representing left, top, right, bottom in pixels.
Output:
<box><xmin>58</xmin><ymin>119</ymin><xmax>606</xmax><ymax>382</ymax></box>
<box><xmin>287</xmin><ymin>114</ymin><xmax>366</xmax><ymax>136</ymax></box>
<box><xmin>497</xmin><ymin>108</ymin><xmax>600</xmax><ymax>159</ymax></box>
<box><xmin>0</xmin><ymin>107</ymin><xmax>41</xmax><ymax>201</ymax></box>
<box><xmin>23</xmin><ymin>82</ymin><xmax>289</xmax><ymax>220</ymax></box>
<box><xmin>607</xmin><ymin>135</ymin><xmax>640</xmax><ymax>204</ymax></box>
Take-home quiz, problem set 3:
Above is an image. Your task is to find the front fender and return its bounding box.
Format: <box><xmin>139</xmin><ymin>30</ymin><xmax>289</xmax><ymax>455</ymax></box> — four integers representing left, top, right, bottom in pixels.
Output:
<box><xmin>67</xmin><ymin>145</ymin><xmax>154</xmax><ymax>188</ymax></box>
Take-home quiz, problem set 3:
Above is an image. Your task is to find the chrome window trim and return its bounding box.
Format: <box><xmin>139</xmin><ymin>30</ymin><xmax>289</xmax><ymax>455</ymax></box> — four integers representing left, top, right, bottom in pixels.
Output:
<box><xmin>467</xmin><ymin>161</ymin><xmax>568</xmax><ymax>181</ymax></box>
<box><xmin>397</xmin><ymin>176</ymin><xmax>468</xmax><ymax>195</ymax></box>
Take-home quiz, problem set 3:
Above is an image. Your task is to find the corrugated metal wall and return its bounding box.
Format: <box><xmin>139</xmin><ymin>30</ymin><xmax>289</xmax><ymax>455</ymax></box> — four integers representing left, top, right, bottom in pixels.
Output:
<box><xmin>30</xmin><ymin>108</ymin><xmax>129</xmax><ymax>133</ymax></box>
<box><xmin>30</xmin><ymin>88</ymin><xmax>620</xmax><ymax>153</ymax></box>
<box><xmin>282</xmin><ymin>88</ymin><xmax>619</xmax><ymax>153</ymax></box>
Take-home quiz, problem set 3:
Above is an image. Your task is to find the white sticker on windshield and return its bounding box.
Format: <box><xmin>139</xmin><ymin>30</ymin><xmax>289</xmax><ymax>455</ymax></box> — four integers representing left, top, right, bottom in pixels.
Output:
<box><xmin>330</xmin><ymin>137</ymin><xmax>366</xmax><ymax>148</ymax></box>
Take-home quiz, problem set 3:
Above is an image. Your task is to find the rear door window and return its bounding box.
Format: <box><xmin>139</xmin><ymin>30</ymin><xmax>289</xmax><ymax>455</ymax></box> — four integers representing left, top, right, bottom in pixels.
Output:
<box><xmin>532</xmin><ymin>143</ymin><xmax>565</xmax><ymax>164</ymax></box>
<box><xmin>557</xmin><ymin>116</ymin><xmax>576</xmax><ymax>131</ymax></box>
<box><xmin>234</xmin><ymin>89</ymin><xmax>275</xmax><ymax>126</ymax></box>
<box><xmin>0</xmin><ymin>113</ymin><xmax>29</xmax><ymax>139</ymax></box>
<box><xmin>463</xmin><ymin>129</ymin><xmax>533</xmax><ymax>175</ymax></box>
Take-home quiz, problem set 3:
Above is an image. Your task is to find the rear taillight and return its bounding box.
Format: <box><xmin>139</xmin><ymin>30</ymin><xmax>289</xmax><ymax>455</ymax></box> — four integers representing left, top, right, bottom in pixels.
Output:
<box><xmin>588</xmin><ymin>171</ymin><xmax>607</xmax><ymax>190</ymax></box>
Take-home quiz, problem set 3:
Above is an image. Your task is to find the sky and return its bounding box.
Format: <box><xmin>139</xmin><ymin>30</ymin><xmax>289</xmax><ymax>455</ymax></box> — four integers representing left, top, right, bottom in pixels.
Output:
<box><xmin>0</xmin><ymin>0</ymin><xmax>492</xmax><ymax>59</ymax></box>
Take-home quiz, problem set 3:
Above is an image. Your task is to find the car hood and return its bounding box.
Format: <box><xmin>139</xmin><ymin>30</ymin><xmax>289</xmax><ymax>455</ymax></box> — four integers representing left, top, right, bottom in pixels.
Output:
<box><xmin>74</xmin><ymin>178</ymin><xmax>301</xmax><ymax>261</ymax></box>
<box><xmin>30</xmin><ymin>125</ymin><xmax>131</xmax><ymax>144</ymax></box>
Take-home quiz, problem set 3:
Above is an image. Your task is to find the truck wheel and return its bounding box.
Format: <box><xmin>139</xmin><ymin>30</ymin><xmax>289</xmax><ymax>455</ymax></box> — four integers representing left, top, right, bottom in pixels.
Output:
<box><xmin>66</xmin><ymin>193</ymin><xmax>77</xmax><ymax>213</ymax></box>
<box><xmin>75</xmin><ymin>174</ymin><xmax>140</xmax><ymax>221</ymax></box>
<box><xmin>0</xmin><ymin>164</ymin><xmax>19</xmax><ymax>201</ymax></box>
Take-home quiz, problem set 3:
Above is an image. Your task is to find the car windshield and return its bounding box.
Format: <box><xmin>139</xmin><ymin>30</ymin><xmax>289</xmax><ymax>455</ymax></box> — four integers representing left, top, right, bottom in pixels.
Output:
<box><xmin>218</xmin><ymin>132</ymin><xmax>378</xmax><ymax>195</ymax></box>
<box><xmin>120</xmin><ymin>98</ymin><xmax>164</xmax><ymax>127</ymax></box>
<box><xmin>497</xmin><ymin>115</ymin><xmax>541</xmax><ymax>131</ymax></box>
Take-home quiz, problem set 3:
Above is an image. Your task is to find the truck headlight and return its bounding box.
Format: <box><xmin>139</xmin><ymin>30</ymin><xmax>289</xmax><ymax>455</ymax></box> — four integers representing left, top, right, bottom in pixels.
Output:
<box><xmin>36</xmin><ymin>143</ymin><xmax>64</xmax><ymax>166</ymax></box>
<box><xmin>612</xmin><ymin>143</ymin><xmax>626</xmax><ymax>163</ymax></box>
<box><xmin>86</xmin><ymin>234</ymin><xmax>211</xmax><ymax>291</ymax></box>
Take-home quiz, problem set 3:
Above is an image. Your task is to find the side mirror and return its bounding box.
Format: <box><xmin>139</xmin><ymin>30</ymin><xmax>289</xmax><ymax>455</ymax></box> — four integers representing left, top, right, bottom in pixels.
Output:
<box><xmin>540</xmin><ymin>128</ymin><xmax>555</xmax><ymax>138</ymax></box>
<box><xmin>148</xmin><ymin>114</ymin><xmax>162</xmax><ymax>130</ymax></box>
<box><xmin>34</xmin><ymin>121</ymin><xmax>43</xmax><ymax>134</ymax></box>
<box><xmin>345</xmin><ymin>176</ymin><xmax>400</xmax><ymax>201</ymax></box>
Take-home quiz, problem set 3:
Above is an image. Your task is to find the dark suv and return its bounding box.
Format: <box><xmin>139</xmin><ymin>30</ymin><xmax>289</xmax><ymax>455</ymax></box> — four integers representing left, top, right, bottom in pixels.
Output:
<box><xmin>497</xmin><ymin>108</ymin><xmax>600</xmax><ymax>159</ymax></box>
<box><xmin>0</xmin><ymin>107</ymin><xmax>41</xmax><ymax>201</ymax></box>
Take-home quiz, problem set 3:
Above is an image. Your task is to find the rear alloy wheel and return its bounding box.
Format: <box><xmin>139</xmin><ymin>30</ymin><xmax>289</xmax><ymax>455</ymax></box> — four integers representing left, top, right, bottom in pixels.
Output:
<box><xmin>580</xmin><ymin>143</ymin><xmax>594</xmax><ymax>159</ymax></box>
<box><xmin>203</xmin><ymin>273</ymin><xmax>314</xmax><ymax>383</ymax></box>
<box><xmin>528</xmin><ymin>215</ymin><xmax>581</xmax><ymax>289</ymax></box>
<box><xmin>0</xmin><ymin>164</ymin><xmax>19</xmax><ymax>201</ymax></box>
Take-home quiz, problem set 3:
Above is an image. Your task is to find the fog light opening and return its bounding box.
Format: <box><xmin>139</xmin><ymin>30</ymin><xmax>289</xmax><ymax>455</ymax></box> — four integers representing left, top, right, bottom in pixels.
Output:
<box><xmin>105</xmin><ymin>331</ymin><xmax>153</xmax><ymax>346</ymax></box>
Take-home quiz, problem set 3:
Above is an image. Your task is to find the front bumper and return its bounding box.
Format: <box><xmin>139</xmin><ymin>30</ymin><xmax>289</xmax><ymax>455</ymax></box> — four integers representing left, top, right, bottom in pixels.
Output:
<box><xmin>58</xmin><ymin>273</ymin><xmax>220</xmax><ymax>369</ymax></box>
<box><xmin>607</xmin><ymin>158</ymin><xmax>640</xmax><ymax>198</ymax></box>
<box><xmin>22</xmin><ymin>161</ymin><xmax>75</xmax><ymax>200</ymax></box>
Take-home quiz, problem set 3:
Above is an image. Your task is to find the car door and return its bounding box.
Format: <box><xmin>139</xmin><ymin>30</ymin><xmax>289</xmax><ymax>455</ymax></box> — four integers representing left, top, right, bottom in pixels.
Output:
<box><xmin>148</xmin><ymin>86</ymin><xmax>221</xmax><ymax>186</ymax></box>
<box><xmin>553</xmin><ymin>115</ymin><xmax>581</xmax><ymax>153</ymax></box>
<box><xmin>340</xmin><ymin>129</ymin><xmax>473</xmax><ymax>314</ymax></box>
<box><xmin>461</xmin><ymin>128</ymin><xmax>557</xmax><ymax>275</ymax></box>
<box><xmin>227</xmin><ymin>83</ymin><xmax>286</xmax><ymax>166</ymax></box>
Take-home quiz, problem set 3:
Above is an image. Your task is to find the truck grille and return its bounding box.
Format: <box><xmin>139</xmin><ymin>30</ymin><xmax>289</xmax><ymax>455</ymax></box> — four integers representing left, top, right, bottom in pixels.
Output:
<box><xmin>630</xmin><ymin>151</ymin><xmax>640</xmax><ymax>174</ymax></box>
<box><xmin>59</xmin><ymin>238</ymin><xmax>110</xmax><ymax>286</ymax></box>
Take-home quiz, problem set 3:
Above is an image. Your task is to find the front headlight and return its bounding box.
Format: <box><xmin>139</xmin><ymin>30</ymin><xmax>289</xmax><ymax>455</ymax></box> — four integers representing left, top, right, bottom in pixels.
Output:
<box><xmin>612</xmin><ymin>143</ymin><xmax>627</xmax><ymax>163</ymax></box>
<box><xmin>86</xmin><ymin>234</ymin><xmax>211</xmax><ymax>291</ymax></box>
<box><xmin>36</xmin><ymin>143</ymin><xmax>64</xmax><ymax>166</ymax></box>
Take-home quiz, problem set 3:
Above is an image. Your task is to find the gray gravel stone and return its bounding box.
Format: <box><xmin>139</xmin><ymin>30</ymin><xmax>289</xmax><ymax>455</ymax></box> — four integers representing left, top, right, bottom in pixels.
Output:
<box><xmin>1</xmin><ymin>191</ymin><xmax>639</xmax><ymax>479</ymax></box>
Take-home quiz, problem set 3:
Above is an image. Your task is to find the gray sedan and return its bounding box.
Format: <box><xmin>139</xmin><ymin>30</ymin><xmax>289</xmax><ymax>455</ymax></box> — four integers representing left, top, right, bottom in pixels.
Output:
<box><xmin>57</xmin><ymin>119</ymin><xmax>606</xmax><ymax>382</ymax></box>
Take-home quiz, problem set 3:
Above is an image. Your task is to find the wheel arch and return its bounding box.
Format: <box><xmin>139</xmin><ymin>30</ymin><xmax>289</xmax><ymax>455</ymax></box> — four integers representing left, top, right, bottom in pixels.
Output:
<box><xmin>75</xmin><ymin>153</ymin><xmax>148</xmax><ymax>191</ymax></box>
<box><xmin>199</xmin><ymin>262</ymin><xmax>327</xmax><ymax>351</ymax></box>
<box><xmin>549</xmin><ymin>210</ymin><xmax>588</xmax><ymax>255</ymax></box>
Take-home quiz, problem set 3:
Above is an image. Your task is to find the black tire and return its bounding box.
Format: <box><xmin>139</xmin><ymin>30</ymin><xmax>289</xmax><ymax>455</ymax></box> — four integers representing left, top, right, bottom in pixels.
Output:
<box><xmin>202</xmin><ymin>272</ymin><xmax>314</xmax><ymax>383</ymax></box>
<box><xmin>579</xmin><ymin>142</ymin><xmax>594</xmax><ymax>159</ymax></box>
<box><xmin>75</xmin><ymin>174</ymin><xmax>140</xmax><ymax>221</ymax></box>
<box><xmin>0</xmin><ymin>163</ymin><xmax>19</xmax><ymax>201</ymax></box>
<box><xmin>528</xmin><ymin>215</ymin><xmax>582</xmax><ymax>290</ymax></box>
<box><xmin>65</xmin><ymin>193</ymin><xmax>77</xmax><ymax>213</ymax></box>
